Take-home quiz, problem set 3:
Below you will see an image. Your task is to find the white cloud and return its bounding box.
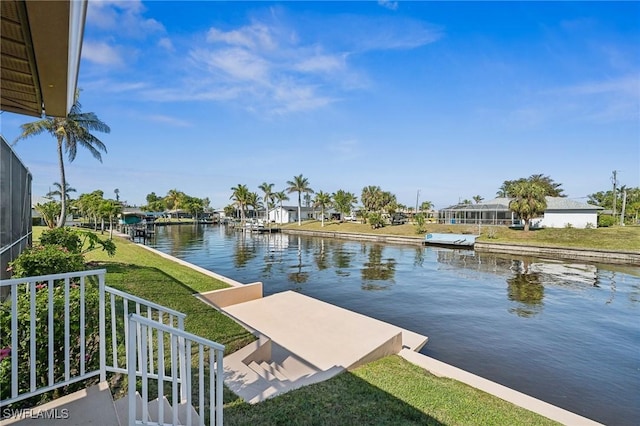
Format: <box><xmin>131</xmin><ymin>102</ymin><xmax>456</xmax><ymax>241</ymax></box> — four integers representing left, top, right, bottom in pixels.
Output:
<box><xmin>87</xmin><ymin>0</ymin><xmax>165</xmax><ymax>38</ymax></box>
<box><xmin>82</xmin><ymin>41</ymin><xmax>124</xmax><ymax>66</ymax></box>
<box><xmin>158</xmin><ymin>37</ymin><xmax>174</xmax><ymax>52</ymax></box>
<box><xmin>378</xmin><ymin>1</ymin><xmax>399</xmax><ymax>11</ymax></box>
<box><xmin>145</xmin><ymin>115</ymin><xmax>192</xmax><ymax>127</ymax></box>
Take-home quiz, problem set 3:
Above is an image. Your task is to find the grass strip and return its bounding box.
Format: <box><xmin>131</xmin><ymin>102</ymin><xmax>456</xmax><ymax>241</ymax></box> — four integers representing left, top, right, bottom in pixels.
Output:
<box><xmin>224</xmin><ymin>355</ymin><xmax>559</xmax><ymax>426</ymax></box>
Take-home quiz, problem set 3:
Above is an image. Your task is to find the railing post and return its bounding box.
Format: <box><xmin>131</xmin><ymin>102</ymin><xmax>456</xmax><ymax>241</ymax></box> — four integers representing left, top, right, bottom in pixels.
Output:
<box><xmin>128</xmin><ymin>315</ymin><xmax>137</xmax><ymax>426</ymax></box>
<box><xmin>99</xmin><ymin>272</ymin><xmax>106</xmax><ymax>382</ymax></box>
<box><xmin>178</xmin><ymin>316</ymin><xmax>186</xmax><ymax>401</ymax></box>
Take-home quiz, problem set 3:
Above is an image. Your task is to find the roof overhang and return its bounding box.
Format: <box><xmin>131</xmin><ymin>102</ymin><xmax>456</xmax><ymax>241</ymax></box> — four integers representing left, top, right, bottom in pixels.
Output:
<box><xmin>1</xmin><ymin>0</ymin><xmax>87</xmax><ymax>118</ymax></box>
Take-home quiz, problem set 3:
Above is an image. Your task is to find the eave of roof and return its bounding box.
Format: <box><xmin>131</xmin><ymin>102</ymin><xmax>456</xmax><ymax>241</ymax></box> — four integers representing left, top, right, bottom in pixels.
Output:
<box><xmin>0</xmin><ymin>0</ymin><xmax>86</xmax><ymax>118</ymax></box>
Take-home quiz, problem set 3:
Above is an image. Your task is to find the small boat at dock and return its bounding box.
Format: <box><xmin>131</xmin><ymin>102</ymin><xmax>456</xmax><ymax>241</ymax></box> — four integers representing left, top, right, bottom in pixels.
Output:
<box><xmin>424</xmin><ymin>233</ymin><xmax>478</xmax><ymax>247</ymax></box>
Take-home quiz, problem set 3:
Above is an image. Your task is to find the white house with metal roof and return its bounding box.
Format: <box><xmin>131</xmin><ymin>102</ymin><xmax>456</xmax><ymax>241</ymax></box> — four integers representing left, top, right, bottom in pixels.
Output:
<box><xmin>439</xmin><ymin>197</ymin><xmax>602</xmax><ymax>228</ymax></box>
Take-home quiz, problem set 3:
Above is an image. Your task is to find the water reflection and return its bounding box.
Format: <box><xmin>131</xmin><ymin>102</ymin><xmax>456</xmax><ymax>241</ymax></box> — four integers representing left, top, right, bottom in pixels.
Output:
<box><xmin>361</xmin><ymin>244</ymin><xmax>396</xmax><ymax>290</ymax></box>
<box><xmin>288</xmin><ymin>236</ymin><xmax>309</xmax><ymax>284</ymax></box>
<box><xmin>507</xmin><ymin>260</ymin><xmax>544</xmax><ymax>317</ymax></box>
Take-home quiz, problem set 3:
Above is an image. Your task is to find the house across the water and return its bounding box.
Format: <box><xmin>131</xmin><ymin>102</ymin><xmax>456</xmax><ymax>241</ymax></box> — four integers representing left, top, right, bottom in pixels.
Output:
<box><xmin>439</xmin><ymin>197</ymin><xmax>602</xmax><ymax>229</ymax></box>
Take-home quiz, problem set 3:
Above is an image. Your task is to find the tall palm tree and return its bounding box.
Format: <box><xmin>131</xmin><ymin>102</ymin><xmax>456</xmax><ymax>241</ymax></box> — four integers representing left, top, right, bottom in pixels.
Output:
<box><xmin>286</xmin><ymin>174</ymin><xmax>314</xmax><ymax>226</ymax></box>
<box><xmin>258</xmin><ymin>182</ymin><xmax>274</xmax><ymax>222</ymax></box>
<box><xmin>246</xmin><ymin>192</ymin><xmax>261</xmax><ymax>220</ymax></box>
<box><xmin>46</xmin><ymin>182</ymin><xmax>76</xmax><ymax>202</ymax></box>
<box><xmin>273</xmin><ymin>191</ymin><xmax>289</xmax><ymax>224</ymax></box>
<box><xmin>509</xmin><ymin>182</ymin><xmax>547</xmax><ymax>231</ymax></box>
<box><xmin>473</xmin><ymin>195</ymin><xmax>484</xmax><ymax>204</ymax></box>
<box><xmin>14</xmin><ymin>93</ymin><xmax>110</xmax><ymax>227</ymax></box>
<box><xmin>313</xmin><ymin>191</ymin><xmax>333</xmax><ymax>227</ymax></box>
<box><xmin>165</xmin><ymin>189</ymin><xmax>184</xmax><ymax>217</ymax></box>
<box><xmin>230</xmin><ymin>184</ymin><xmax>250</xmax><ymax>224</ymax></box>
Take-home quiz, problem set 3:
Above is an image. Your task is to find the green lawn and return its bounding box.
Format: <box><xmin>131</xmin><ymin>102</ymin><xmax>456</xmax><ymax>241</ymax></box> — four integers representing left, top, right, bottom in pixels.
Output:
<box><xmin>30</xmin><ymin>227</ymin><xmax>562</xmax><ymax>423</ymax></box>
<box><xmin>281</xmin><ymin>220</ymin><xmax>640</xmax><ymax>252</ymax></box>
<box><xmin>225</xmin><ymin>356</ymin><xmax>558</xmax><ymax>426</ymax></box>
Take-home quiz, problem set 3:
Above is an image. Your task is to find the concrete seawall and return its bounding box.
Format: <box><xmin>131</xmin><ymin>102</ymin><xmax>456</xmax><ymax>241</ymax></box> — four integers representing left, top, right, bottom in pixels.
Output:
<box><xmin>281</xmin><ymin>228</ymin><xmax>424</xmax><ymax>246</ymax></box>
<box><xmin>281</xmin><ymin>228</ymin><xmax>640</xmax><ymax>265</ymax></box>
<box><xmin>475</xmin><ymin>241</ymin><xmax>640</xmax><ymax>265</ymax></box>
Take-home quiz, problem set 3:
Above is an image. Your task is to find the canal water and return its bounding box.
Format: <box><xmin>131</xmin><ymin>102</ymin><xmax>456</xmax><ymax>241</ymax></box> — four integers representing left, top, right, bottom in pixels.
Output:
<box><xmin>149</xmin><ymin>224</ymin><xmax>639</xmax><ymax>425</ymax></box>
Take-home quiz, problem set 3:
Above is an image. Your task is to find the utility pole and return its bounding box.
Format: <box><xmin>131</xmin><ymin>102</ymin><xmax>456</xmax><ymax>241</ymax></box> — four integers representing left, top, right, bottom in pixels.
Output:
<box><xmin>620</xmin><ymin>188</ymin><xmax>627</xmax><ymax>226</ymax></box>
<box><xmin>611</xmin><ymin>171</ymin><xmax>618</xmax><ymax>217</ymax></box>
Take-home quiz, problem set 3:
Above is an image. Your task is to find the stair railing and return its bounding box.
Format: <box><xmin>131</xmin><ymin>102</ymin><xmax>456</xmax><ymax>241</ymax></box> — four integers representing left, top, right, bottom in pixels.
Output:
<box><xmin>0</xmin><ymin>269</ymin><xmax>188</xmax><ymax>409</ymax></box>
<box><xmin>128</xmin><ymin>313</ymin><xmax>225</xmax><ymax>426</ymax></box>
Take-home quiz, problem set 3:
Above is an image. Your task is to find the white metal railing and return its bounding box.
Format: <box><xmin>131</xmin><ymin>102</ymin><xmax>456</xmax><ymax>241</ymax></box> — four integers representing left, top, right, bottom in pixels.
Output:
<box><xmin>0</xmin><ymin>269</ymin><xmax>188</xmax><ymax>410</ymax></box>
<box><xmin>128</xmin><ymin>314</ymin><xmax>225</xmax><ymax>426</ymax></box>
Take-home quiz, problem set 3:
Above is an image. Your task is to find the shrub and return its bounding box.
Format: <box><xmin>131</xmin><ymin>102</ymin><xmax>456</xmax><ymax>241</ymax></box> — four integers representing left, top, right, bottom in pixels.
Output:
<box><xmin>39</xmin><ymin>228</ymin><xmax>116</xmax><ymax>257</ymax></box>
<box><xmin>8</xmin><ymin>245</ymin><xmax>85</xmax><ymax>278</ymax></box>
<box><xmin>414</xmin><ymin>213</ymin><xmax>427</xmax><ymax>234</ymax></box>
<box><xmin>0</xmin><ymin>283</ymin><xmax>101</xmax><ymax>407</ymax></box>
<box><xmin>368</xmin><ymin>212</ymin><xmax>385</xmax><ymax>229</ymax></box>
<box><xmin>39</xmin><ymin>228</ymin><xmax>83</xmax><ymax>253</ymax></box>
<box><xmin>585</xmin><ymin>222</ymin><xmax>596</xmax><ymax>229</ymax></box>
<box><xmin>598</xmin><ymin>215</ymin><xmax>616</xmax><ymax>227</ymax></box>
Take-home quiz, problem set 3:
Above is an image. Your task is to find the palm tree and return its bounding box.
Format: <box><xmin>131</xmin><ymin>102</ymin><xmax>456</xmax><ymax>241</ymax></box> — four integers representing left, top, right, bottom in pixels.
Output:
<box><xmin>230</xmin><ymin>184</ymin><xmax>250</xmax><ymax>225</ymax></box>
<box><xmin>114</xmin><ymin>188</ymin><xmax>120</xmax><ymax>202</ymax></box>
<box><xmin>332</xmin><ymin>190</ymin><xmax>358</xmax><ymax>221</ymax></box>
<box><xmin>473</xmin><ymin>195</ymin><xmax>484</xmax><ymax>204</ymax></box>
<box><xmin>165</xmin><ymin>189</ymin><xmax>184</xmax><ymax>218</ymax></box>
<box><xmin>509</xmin><ymin>182</ymin><xmax>547</xmax><ymax>231</ymax></box>
<box><xmin>258</xmin><ymin>182</ymin><xmax>274</xmax><ymax>223</ymax></box>
<box><xmin>246</xmin><ymin>192</ymin><xmax>261</xmax><ymax>220</ymax></box>
<box><xmin>46</xmin><ymin>182</ymin><xmax>76</xmax><ymax>202</ymax></box>
<box><xmin>273</xmin><ymin>191</ymin><xmax>289</xmax><ymax>224</ymax></box>
<box><xmin>286</xmin><ymin>174</ymin><xmax>314</xmax><ymax>226</ymax></box>
<box><xmin>14</xmin><ymin>93</ymin><xmax>110</xmax><ymax>227</ymax></box>
<box><xmin>313</xmin><ymin>191</ymin><xmax>333</xmax><ymax>227</ymax></box>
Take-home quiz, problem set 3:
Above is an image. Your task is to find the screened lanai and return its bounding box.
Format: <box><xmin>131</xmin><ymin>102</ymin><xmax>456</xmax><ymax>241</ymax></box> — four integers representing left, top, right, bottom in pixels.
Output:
<box><xmin>438</xmin><ymin>198</ymin><xmax>517</xmax><ymax>225</ymax></box>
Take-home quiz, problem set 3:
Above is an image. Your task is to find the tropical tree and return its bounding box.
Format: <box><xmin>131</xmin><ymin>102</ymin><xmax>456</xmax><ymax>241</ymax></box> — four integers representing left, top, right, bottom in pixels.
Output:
<box><xmin>273</xmin><ymin>191</ymin><xmax>289</xmax><ymax>224</ymax></box>
<box><xmin>508</xmin><ymin>182</ymin><xmax>547</xmax><ymax>231</ymax></box>
<box><xmin>258</xmin><ymin>182</ymin><xmax>274</xmax><ymax>222</ymax></box>
<box><xmin>46</xmin><ymin>182</ymin><xmax>76</xmax><ymax>203</ymax></box>
<box><xmin>246</xmin><ymin>192</ymin><xmax>261</xmax><ymax>219</ymax></box>
<box><xmin>182</xmin><ymin>196</ymin><xmax>205</xmax><ymax>223</ymax></box>
<box><xmin>99</xmin><ymin>199</ymin><xmax>121</xmax><ymax>239</ymax></box>
<box><xmin>420</xmin><ymin>200</ymin><xmax>433</xmax><ymax>212</ymax></box>
<box><xmin>473</xmin><ymin>195</ymin><xmax>484</xmax><ymax>204</ymax></box>
<box><xmin>165</xmin><ymin>189</ymin><xmax>185</xmax><ymax>217</ymax></box>
<box><xmin>313</xmin><ymin>191</ymin><xmax>333</xmax><ymax>227</ymax></box>
<box><xmin>14</xmin><ymin>93</ymin><xmax>110</xmax><ymax>227</ymax></box>
<box><xmin>35</xmin><ymin>202</ymin><xmax>61</xmax><ymax>228</ymax></box>
<box><xmin>77</xmin><ymin>190</ymin><xmax>104</xmax><ymax>230</ymax></box>
<box><xmin>332</xmin><ymin>190</ymin><xmax>358</xmax><ymax>220</ymax></box>
<box><xmin>114</xmin><ymin>188</ymin><xmax>120</xmax><ymax>202</ymax></box>
<box><xmin>230</xmin><ymin>184</ymin><xmax>250</xmax><ymax>224</ymax></box>
<box><xmin>499</xmin><ymin>174</ymin><xmax>565</xmax><ymax>198</ymax></box>
<box><xmin>361</xmin><ymin>186</ymin><xmax>382</xmax><ymax>214</ymax></box>
<box><xmin>286</xmin><ymin>174</ymin><xmax>314</xmax><ymax>226</ymax></box>
<box><xmin>143</xmin><ymin>192</ymin><xmax>166</xmax><ymax>212</ymax></box>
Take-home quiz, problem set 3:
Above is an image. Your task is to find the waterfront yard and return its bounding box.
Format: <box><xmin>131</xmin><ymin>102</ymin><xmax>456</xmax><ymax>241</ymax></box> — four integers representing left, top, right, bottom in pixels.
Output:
<box><xmin>28</xmin><ymin>228</ymin><xmax>561</xmax><ymax>424</ymax></box>
<box><xmin>280</xmin><ymin>220</ymin><xmax>640</xmax><ymax>251</ymax></box>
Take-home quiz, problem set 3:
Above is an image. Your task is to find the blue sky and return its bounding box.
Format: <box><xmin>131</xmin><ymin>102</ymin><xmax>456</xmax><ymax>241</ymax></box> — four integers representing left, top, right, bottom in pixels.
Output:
<box><xmin>3</xmin><ymin>1</ymin><xmax>639</xmax><ymax>209</ymax></box>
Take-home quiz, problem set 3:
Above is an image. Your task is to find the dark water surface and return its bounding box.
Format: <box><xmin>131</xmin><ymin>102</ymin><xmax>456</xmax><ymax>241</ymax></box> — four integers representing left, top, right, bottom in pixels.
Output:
<box><xmin>149</xmin><ymin>224</ymin><xmax>640</xmax><ymax>425</ymax></box>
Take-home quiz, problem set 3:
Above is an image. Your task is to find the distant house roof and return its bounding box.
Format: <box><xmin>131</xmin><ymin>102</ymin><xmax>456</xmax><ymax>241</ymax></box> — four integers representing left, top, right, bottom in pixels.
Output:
<box><xmin>442</xmin><ymin>197</ymin><xmax>602</xmax><ymax>212</ymax></box>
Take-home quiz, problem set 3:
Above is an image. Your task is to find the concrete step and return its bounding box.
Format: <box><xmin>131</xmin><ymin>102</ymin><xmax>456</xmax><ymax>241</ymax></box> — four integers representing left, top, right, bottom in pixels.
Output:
<box><xmin>261</xmin><ymin>361</ymin><xmax>289</xmax><ymax>382</ymax></box>
<box><xmin>248</xmin><ymin>360</ymin><xmax>277</xmax><ymax>382</ymax></box>
<box><xmin>148</xmin><ymin>396</ymin><xmax>174</xmax><ymax>424</ymax></box>
<box><xmin>5</xmin><ymin>382</ymin><xmax>119</xmax><ymax>426</ymax></box>
<box><xmin>114</xmin><ymin>391</ymin><xmax>146</xmax><ymax>426</ymax></box>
